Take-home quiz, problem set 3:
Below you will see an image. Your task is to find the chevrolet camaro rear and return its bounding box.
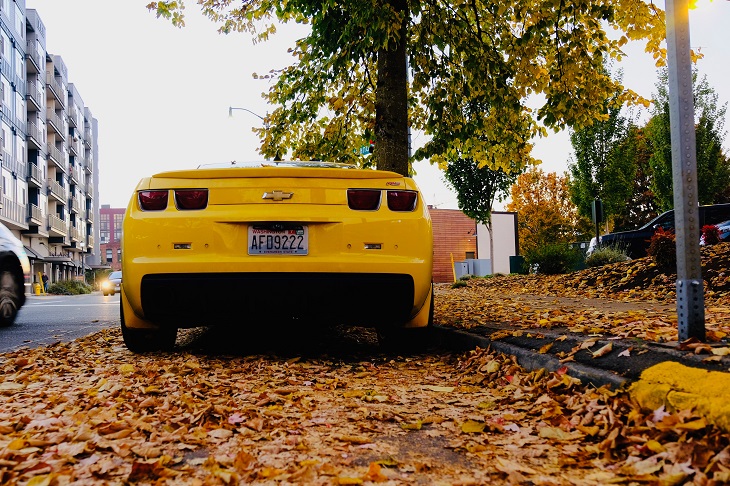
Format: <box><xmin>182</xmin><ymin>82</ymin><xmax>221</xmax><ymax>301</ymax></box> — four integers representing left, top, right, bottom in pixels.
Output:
<box><xmin>121</xmin><ymin>161</ymin><xmax>433</xmax><ymax>352</ymax></box>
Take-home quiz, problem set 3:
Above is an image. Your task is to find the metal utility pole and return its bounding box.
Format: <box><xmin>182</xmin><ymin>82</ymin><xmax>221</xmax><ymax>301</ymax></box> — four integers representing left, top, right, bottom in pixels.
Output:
<box><xmin>666</xmin><ymin>0</ymin><xmax>705</xmax><ymax>341</ymax></box>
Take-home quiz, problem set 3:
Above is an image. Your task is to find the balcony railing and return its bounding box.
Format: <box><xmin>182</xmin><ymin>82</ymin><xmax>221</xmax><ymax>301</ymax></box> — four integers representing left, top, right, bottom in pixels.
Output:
<box><xmin>28</xmin><ymin>204</ymin><xmax>43</xmax><ymax>224</ymax></box>
<box><xmin>26</xmin><ymin>121</ymin><xmax>44</xmax><ymax>149</ymax></box>
<box><xmin>48</xmin><ymin>213</ymin><xmax>67</xmax><ymax>234</ymax></box>
<box><xmin>26</xmin><ymin>80</ymin><xmax>42</xmax><ymax>109</ymax></box>
<box><xmin>45</xmin><ymin>72</ymin><xmax>66</xmax><ymax>108</ymax></box>
<box><xmin>70</xmin><ymin>196</ymin><xmax>81</xmax><ymax>214</ymax></box>
<box><xmin>47</xmin><ymin>111</ymin><xmax>66</xmax><ymax>139</ymax></box>
<box><xmin>47</xmin><ymin>179</ymin><xmax>67</xmax><ymax>201</ymax></box>
<box><xmin>27</xmin><ymin>163</ymin><xmax>42</xmax><ymax>186</ymax></box>
<box><xmin>68</xmin><ymin>106</ymin><xmax>79</xmax><ymax>127</ymax></box>
<box><xmin>46</xmin><ymin>144</ymin><xmax>65</xmax><ymax>171</ymax></box>
<box><xmin>1</xmin><ymin>150</ymin><xmax>26</xmax><ymax>176</ymax></box>
<box><xmin>0</xmin><ymin>196</ymin><xmax>27</xmax><ymax>228</ymax></box>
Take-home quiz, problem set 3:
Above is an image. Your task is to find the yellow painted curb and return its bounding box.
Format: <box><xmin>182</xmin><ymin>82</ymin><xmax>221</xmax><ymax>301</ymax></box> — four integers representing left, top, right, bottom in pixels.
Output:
<box><xmin>629</xmin><ymin>361</ymin><xmax>730</xmax><ymax>432</ymax></box>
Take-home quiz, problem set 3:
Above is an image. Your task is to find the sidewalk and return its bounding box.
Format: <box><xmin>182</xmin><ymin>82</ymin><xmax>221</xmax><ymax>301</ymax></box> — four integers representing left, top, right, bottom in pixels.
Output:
<box><xmin>433</xmin><ymin>282</ymin><xmax>730</xmax><ymax>431</ymax></box>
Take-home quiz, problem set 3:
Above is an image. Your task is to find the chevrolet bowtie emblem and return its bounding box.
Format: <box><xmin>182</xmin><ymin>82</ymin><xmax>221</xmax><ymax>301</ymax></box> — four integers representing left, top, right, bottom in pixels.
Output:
<box><xmin>262</xmin><ymin>190</ymin><xmax>294</xmax><ymax>201</ymax></box>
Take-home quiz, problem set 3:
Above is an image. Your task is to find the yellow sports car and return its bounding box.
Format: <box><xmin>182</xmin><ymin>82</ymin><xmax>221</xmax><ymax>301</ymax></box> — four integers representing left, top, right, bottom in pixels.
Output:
<box><xmin>121</xmin><ymin>161</ymin><xmax>433</xmax><ymax>352</ymax></box>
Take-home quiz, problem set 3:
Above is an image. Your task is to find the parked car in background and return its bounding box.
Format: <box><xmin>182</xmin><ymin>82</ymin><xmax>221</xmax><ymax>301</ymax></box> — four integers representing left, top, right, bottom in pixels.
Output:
<box><xmin>717</xmin><ymin>220</ymin><xmax>730</xmax><ymax>241</ymax></box>
<box><xmin>120</xmin><ymin>160</ymin><xmax>434</xmax><ymax>352</ymax></box>
<box><xmin>101</xmin><ymin>271</ymin><xmax>122</xmax><ymax>296</ymax></box>
<box><xmin>0</xmin><ymin>222</ymin><xmax>30</xmax><ymax>326</ymax></box>
<box><xmin>588</xmin><ymin>203</ymin><xmax>730</xmax><ymax>259</ymax></box>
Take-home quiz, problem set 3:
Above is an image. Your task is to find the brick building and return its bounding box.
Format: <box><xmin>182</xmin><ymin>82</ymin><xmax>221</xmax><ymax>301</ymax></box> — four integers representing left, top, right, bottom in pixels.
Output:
<box><xmin>99</xmin><ymin>205</ymin><xmax>124</xmax><ymax>270</ymax></box>
<box><xmin>429</xmin><ymin>208</ymin><xmax>477</xmax><ymax>283</ymax></box>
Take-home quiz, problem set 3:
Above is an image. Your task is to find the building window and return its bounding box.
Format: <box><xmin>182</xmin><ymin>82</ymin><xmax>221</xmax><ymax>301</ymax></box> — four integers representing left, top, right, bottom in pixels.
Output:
<box><xmin>113</xmin><ymin>213</ymin><xmax>123</xmax><ymax>242</ymax></box>
<box><xmin>106</xmin><ymin>248</ymin><xmax>112</xmax><ymax>263</ymax></box>
<box><xmin>117</xmin><ymin>248</ymin><xmax>122</xmax><ymax>263</ymax></box>
<box><xmin>465</xmin><ymin>252</ymin><xmax>476</xmax><ymax>260</ymax></box>
<box><xmin>100</xmin><ymin>213</ymin><xmax>109</xmax><ymax>243</ymax></box>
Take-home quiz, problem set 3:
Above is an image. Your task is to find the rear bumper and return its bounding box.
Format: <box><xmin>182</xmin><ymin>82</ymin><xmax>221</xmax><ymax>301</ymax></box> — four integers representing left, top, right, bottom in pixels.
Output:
<box><xmin>138</xmin><ymin>272</ymin><xmax>416</xmax><ymax>328</ymax></box>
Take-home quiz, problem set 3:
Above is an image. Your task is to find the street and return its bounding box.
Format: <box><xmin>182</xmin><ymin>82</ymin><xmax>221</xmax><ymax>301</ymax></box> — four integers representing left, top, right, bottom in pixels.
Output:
<box><xmin>0</xmin><ymin>292</ymin><xmax>118</xmax><ymax>353</ymax></box>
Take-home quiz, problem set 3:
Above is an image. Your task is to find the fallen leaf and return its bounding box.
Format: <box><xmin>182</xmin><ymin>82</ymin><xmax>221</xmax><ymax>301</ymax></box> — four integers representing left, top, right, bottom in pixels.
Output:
<box><xmin>421</xmin><ymin>385</ymin><xmax>455</xmax><ymax>392</ymax></box>
<box><xmin>592</xmin><ymin>342</ymin><xmax>613</xmax><ymax>358</ymax></box>
<box><xmin>461</xmin><ymin>420</ymin><xmax>486</xmax><ymax>433</ymax></box>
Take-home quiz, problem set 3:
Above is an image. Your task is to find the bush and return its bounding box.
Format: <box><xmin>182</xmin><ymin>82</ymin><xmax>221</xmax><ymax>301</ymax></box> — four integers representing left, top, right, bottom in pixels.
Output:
<box><xmin>702</xmin><ymin>224</ymin><xmax>721</xmax><ymax>246</ymax></box>
<box><xmin>47</xmin><ymin>280</ymin><xmax>92</xmax><ymax>295</ymax></box>
<box><xmin>524</xmin><ymin>244</ymin><xmax>583</xmax><ymax>275</ymax></box>
<box><xmin>585</xmin><ymin>246</ymin><xmax>630</xmax><ymax>268</ymax></box>
<box><xmin>647</xmin><ymin>227</ymin><xmax>676</xmax><ymax>268</ymax></box>
<box><xmin>451</xmin><ymin>280</ymin><xmax>468</xmax><ymax>289</ymax></box>
<box><xmin>459</xmin><ymin>274</ymin><xmax>473</xmax><ymax>281</ymax></box>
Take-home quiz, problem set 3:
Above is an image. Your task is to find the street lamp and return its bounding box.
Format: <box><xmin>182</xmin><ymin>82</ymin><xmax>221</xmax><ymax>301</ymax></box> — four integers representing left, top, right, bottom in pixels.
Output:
<box><xmin>228</xmin><ymin>106</ymin><xmax>265</xmax><ymax>122</ymax></box>
<box><xmin>666</xmin><ymin>0</ymin><xmax>705</xmax><ymax>341</ymax></box>
<box><xmin>228</xmin><ymin>107</ymin><xmax>282</xmax><ymax>161</ymax></box>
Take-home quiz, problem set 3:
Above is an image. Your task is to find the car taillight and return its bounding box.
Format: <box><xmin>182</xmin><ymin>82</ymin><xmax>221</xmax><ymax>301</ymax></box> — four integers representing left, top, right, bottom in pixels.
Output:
<box><xmin>347</xmin><ymin>189</ymin><xmax>381</xmax><ymax>210</ymax></box>
<box><xmin>175</xmin><ymin>189</ymin><xmax>209</xmax><ymax>210</ymax></box>
<box><xmin>138</xmin><ymin>190</ymin><xmax>169</xmax><ymax>211</ymax></box>
<box><xmin>387</xmin><ymin>190</ymin><xmax>418</xmax><ymax>211</ymax></box>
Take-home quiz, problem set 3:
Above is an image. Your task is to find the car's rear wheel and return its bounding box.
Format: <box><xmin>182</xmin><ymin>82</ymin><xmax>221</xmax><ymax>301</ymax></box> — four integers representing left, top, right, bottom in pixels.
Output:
<box><xmin>0</xmin><ymin>268</ymin><xmax>20</xmax><ymax>327</ymax></box>
<box><xmin>120</xmin><ymin>295</ymin><xmax>176</xmax><ymax>353</ymax></box>
<box><xmin>378</xmin><ymin>285</ymin><xmax>434</xmax><ymax>351</ymax></box>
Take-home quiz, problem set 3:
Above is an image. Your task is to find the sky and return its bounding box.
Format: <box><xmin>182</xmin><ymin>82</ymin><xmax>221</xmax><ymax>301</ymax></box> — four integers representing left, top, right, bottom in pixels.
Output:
<box><xmin>27</xmin><ymin>0</ymin><xmax>730</xmax><ymax>210</ymax></box>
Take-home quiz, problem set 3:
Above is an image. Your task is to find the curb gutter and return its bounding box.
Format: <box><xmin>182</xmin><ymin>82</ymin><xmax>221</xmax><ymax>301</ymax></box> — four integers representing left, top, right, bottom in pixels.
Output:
<box><xmin>435</xmin><ymin>325</ymin><xmax>730</xmax><ymax>432</ymax></box>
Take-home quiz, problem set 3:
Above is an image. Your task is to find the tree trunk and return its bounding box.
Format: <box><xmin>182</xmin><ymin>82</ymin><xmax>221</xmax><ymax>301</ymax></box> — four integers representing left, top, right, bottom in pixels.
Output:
<box><xmin>375</xmin><ymin>0</ymin><xmax>409</xmax><ymax>176</ymax></box>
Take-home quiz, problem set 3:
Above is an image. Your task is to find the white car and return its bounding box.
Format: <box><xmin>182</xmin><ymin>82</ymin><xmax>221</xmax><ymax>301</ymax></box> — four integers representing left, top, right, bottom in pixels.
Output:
<box><xmin>101</xmin><ymin>271</ymin><xmax>122</xmax><ymax>296</ymax></box>
<box><xmin>0</xmin><ymin>222</ymin><xmax>31</xmax><ymax>326</ymax></box>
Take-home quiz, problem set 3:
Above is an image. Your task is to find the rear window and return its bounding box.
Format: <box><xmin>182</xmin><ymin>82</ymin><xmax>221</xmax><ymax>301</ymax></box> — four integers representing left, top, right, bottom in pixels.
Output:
<box><xmin>703</xmin><ymin>205</ymin><xmax>730</xmax><ymax>226</ymax></box>
<box><xmin>110</xmin><ymin>271</ymin><xmax>122</xmax><ymax>280</ymax></box>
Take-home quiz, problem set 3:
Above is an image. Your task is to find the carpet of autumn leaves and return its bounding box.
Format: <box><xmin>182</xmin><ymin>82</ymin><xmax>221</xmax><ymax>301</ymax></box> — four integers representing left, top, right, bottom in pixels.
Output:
<box><xmin>1</xmin><ymin>244</ymin><xmax>730</xmax><ymax>485</ymax></box>
<box><xmin>435</xmin><ymin>242</ymin><xmax>730</xmax><ymax>345</ymax></box>
<box><xmin>2</xmin><ymin>330</ymin><xmax>730</xmax><ymax>485</ymax></box>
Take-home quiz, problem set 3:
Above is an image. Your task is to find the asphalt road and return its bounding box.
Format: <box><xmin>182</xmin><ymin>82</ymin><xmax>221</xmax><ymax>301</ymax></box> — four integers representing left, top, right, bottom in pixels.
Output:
<box><xmin>0</xmin><ymin>292</ymin><xmax>119</xmax><ymax>353</ymax></box>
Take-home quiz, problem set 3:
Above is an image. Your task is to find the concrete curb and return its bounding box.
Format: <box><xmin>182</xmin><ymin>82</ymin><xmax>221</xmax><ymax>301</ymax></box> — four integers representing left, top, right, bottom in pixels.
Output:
<box><xmin>434</xmin><ymin>326</ymin><xmax>629</xmax><ymax>389</ymax></box>
<box><xmin>435</xmin><ymin>326</ymin><xmax>730</xmax><ymax>432</ymax></box>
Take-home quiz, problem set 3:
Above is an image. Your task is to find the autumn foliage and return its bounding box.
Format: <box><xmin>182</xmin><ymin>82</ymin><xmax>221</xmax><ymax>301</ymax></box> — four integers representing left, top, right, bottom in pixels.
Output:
<box><xmin>647</xmin><ymin>227</ymin><xmax>676</xmax><ymax>268</ymax></box>
<box><xmin>507</xmin><ymin>167</ymin><xmax>592</xmax><ymax>255</ymax></box>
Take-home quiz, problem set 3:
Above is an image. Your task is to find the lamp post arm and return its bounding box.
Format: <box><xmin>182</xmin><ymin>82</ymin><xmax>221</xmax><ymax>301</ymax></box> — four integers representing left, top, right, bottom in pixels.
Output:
<box><xmin>228</xmin><ymin>106</ymin><xmax>265</xmax><ymax>121</ymax></box>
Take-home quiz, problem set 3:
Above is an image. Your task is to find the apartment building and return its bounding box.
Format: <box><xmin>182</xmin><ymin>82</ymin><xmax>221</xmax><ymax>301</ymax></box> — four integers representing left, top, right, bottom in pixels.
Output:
<box><xmin>0</xmin><ymin>1</ymin><xmax>100</xmax><ymax>290</ymax></box>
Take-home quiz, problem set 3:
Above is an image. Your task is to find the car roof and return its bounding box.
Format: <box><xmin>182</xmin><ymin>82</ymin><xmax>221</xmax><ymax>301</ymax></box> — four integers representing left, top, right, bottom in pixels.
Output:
<box><xmin>197</xmin><ymin>160</ymin><xmax>357</xmax><ymax>170</ymax></box>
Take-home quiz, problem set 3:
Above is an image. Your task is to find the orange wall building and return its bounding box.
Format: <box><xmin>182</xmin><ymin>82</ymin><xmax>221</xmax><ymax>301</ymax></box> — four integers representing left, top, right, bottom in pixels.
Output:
<box><xmin>429</xmin><ymin>208</ymin><xmax>477</xmax><ymax>283</ymax></box>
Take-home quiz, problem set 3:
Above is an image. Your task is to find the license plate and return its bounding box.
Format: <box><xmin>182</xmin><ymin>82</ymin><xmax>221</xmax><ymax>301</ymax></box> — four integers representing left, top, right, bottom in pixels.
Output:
<box><xmin>248</xmin><ymin>225</ymin><xmax>308</xmax><ymax>255</ymax></box>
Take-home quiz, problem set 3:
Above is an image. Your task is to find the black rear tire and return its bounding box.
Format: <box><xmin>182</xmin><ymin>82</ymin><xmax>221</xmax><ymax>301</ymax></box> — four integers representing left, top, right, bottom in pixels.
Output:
<box><xmin>378</xmin><ymin>285</ymin><xmax>434</xmax><ymax>351</ymax></box>
<box><xmin>0</xmin><ymin>268</ymin><xmax>21</xmax><ymax>327</ymax></box>
<box><xmin>120</xmin><ymin>300</ymin><xmax>177</xmax><ymax>353</ymax></box>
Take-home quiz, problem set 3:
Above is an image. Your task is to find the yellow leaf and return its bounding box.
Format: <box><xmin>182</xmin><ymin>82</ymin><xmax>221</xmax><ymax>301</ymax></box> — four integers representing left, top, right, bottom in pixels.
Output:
<box><xmin>27</xmin><ymin>474</ymin><xmax>54</xmax><ymax>486</ymax></box>
<box><xmin>645</xmin><ymin>440</ymin><xmax>666</xmax><ymax>453</ymax></box>
<box><xmin>400</xmin><ymin>421</ymin><xmax>422</xmax><ymax>431</ymax></box>
<box><xmin>120</xmin><ymin>364</ymin><xmax>135</xmax><ymax>375</ymax></box>
<box><xmin>538</xmin><ymin>426</ymin><xmax>582</xmax><ymax>441</ymax></box>
<box><xmin>7</xmin><ymin>438</ymin><xmax>29</xmax><ymax>450</ymax></box>
<box><xmin>461</xmin><ymin>420</ymin><xmax>485</xmax><ymax>433</ymax></box>
<box><xmin>538</xmin><ymin>343</ymin><xmax>553</xmax><ymax>354</ymax></box>
<box><xmin>421</xmin><ymin>385</ymin><xmax>455</xmax><ymax>392</ymax></box>
<box><xmin>711</xmin><ymin>347</ymin><xmax>730</xmax><ymax>356</ymax></box>
<box><xmin>673</xmin><ymin>418</ymin><xmax>707</xmax><ymax>431</ymax></box>
<box><xmin>337</xmin><ymin>477</ymin><xmax>363</xmax><ymax>485</ymax></box>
